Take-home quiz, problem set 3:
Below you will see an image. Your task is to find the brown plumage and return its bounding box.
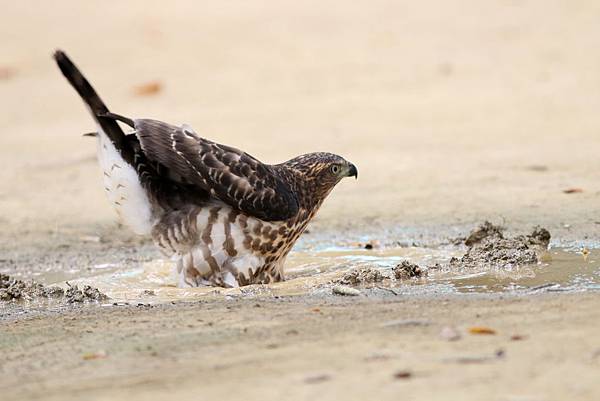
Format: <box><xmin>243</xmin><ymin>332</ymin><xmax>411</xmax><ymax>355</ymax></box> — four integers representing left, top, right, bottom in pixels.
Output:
<box><xmin>54</xmin><ymin>50</ymin><xmax>357</xmax><ymax>287</ymax></box>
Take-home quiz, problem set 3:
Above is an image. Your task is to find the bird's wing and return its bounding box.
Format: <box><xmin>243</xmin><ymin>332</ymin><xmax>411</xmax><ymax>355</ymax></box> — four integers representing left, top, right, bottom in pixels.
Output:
<box><xmin>133</xmin><ymin>119</ymin><xmax>299</xmax><ymax>221</ymax></box>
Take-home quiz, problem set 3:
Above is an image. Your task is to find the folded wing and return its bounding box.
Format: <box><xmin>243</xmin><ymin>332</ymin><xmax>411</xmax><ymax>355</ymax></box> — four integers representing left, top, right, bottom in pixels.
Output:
<box><xmin>134</xmin><ymin>119</ymin><xmax>299</xmax><ymax>221</ymax></box>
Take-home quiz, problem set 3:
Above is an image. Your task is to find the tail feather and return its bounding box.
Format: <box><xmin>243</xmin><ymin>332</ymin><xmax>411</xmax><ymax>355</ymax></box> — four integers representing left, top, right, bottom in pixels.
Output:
<box><xmin>53</xmin><ymin>50</ymin><xmax>134</xmax><ymax>164</ymax></box>
<box><xmin>99</xmin><ymin>111</ymin><xmax>135</xmax><ymax>128</ymax></box>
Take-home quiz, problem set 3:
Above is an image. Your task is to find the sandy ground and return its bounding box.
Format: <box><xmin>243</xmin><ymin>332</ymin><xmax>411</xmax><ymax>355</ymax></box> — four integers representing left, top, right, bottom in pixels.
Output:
<box><xmin>2</xmin><ymin>294</ymin><xmax>599</xmax><ymax>401</ymax></box>
<box><xmin>1</xmin><ymin>1</ymin><xmax>600</xmax><ymax>400</ymax></box>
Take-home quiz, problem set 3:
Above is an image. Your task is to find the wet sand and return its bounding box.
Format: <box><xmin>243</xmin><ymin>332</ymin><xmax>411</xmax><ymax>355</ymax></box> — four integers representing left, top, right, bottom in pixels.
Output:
<box><xmin>2</xmin><ymin>1</ymin><xmax>600</xmax><ymax>400</ymax></box>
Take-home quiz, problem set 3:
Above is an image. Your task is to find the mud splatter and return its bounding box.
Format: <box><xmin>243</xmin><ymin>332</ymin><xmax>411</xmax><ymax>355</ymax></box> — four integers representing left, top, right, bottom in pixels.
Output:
<box><xmin>65</xmin><ymin>283</ymin><xmax>109</xmax><ymax>303</ymax></box>
<box><xmin>0</xmin><ymin>274</ymin><xmax>64</xmax><ymax>301</ymax></box>
<box><xmin>0</xmin><ymin>273</ymin><xmax>107</xmax><ymax>303</ymax></box>
<box><xmin>334</xmin><ymin>266</ymin><xmax>384</xmax><ymax>285</ymax></box>
<box><xmin>393</xmin><ymin>261</ymin><xmax>426</xmax><ymax>280</ymax></box>
<box><xmin>451</xmin><ymin>222</ymin><xmax>550</xmax><ymax>269</ymax></box>
<box><xmin>464</xmin><ymin>221</ymin><xmax>505</xmax><ymax>247</ymax></box>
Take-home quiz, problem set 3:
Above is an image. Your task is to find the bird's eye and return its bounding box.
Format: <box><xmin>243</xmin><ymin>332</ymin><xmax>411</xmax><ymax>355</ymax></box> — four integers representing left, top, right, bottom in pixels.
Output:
<box><xmin>330</xmin><ymin>165</ymin><xmax>340</xmax><ymax>174</ymax></box>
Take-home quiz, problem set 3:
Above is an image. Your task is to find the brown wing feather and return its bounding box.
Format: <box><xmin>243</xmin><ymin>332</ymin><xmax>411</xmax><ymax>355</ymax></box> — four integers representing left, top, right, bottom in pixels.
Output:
<box><xmin>134</xmin><ymin>119</ymin><xmax>299</xmax><ymax>221</ymax></box>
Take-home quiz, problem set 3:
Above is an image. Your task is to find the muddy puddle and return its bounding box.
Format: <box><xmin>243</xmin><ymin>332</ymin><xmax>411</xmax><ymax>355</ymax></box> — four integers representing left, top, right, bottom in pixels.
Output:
<box><xmin>17</xmin><ymin>239</ymin><xmax>599</xmax><ymax>305</ymax></box>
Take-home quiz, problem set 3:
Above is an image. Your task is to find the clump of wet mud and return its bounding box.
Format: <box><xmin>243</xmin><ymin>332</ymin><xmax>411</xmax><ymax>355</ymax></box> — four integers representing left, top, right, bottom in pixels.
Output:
<box><xmin>333</xmin><ymin>261</ymin><xmax>428</xmax><ymax>288</ymax></box>
<box><xmin>393</xmin><ymin>261</ymin><xmax>427</xmax><ymax>280</ymax></box>
<box><xmin>0</xmin><ymin>273</ymin><xmax>107</xmax><ymax>303</ymax></box>
<box><xmin>0</xmin><ymin>273</ymin><xmax>64</xmax><ymax>301</ymax></box>
<box><xmin>464</xmin><ymin>221</ymin><xmax>505</xmax><ymax>247</ymax></box>
<box><xmin>334</xmin><ymin>266</ymin><xmax>384</xmax><ymax>285</ymax></box>
<box><xmin>451</xmin><ymin>222</ymin><xmax>551</xmax><ymax>269</ymax></box>
<box><xmin>332</xmin><ymin>222</ymin><xmax>553</xmax><ymax>291</ymax></box>
<box><xmin>65</xmin><ymin>283</ymin><xmax>108</xmax><ymax>303</ymax></box>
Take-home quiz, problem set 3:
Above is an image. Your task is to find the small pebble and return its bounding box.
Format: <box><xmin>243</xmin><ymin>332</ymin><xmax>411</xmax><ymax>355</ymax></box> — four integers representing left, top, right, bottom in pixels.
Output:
<box><xmin>363</xmin><ymin>240</ymin><xmax>380</xmax><ymax>249</ymax></box>
<box><xmin>332</xmin><ymin>285</ymin><xmax>362</xmax><ymax>296</ymax></box>
<box><xmin>393</xmin><ymin>370</ymin><xmax>412</xmax><ymax>379</ymax></box>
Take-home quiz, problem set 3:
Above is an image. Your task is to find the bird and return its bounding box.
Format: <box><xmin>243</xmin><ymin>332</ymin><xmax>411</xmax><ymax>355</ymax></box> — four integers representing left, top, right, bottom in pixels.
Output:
<box><xmin>54</xmin><ymin>51</ymin><xmax>357</xmax><ymax>288</ymax></box>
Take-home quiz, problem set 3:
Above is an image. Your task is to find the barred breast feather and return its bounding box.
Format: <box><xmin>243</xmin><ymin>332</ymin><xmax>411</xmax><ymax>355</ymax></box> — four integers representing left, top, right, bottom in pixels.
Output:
<box><xmin>151</xmin><ymin>204</ymin><xmax>289</xmax><ymax>287</ymax></box>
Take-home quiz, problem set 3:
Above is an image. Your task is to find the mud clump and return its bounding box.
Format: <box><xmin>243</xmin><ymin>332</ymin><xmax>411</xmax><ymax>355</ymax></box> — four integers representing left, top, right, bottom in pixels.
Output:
<box><xmin>335</xmin><ymin>266</ymin><xmax>384</xmax><ymax>285</ymax></box>
<box><xmin>464</xmin><ymin>221</ymin><xmax>504</xmax><ymax>246</ymax></box>
<box><xmin>393</xmin><ymin>261</ymin><xmax>426</xmax><ymax>280</ymax></box>
<box><xmin>65</xmin><ymin>284</ymin><xmax>109</xmax><ymax>303</ymax></box>
<box><xmin>0</xmin><ymin>273</ymin><xmax>107</xmax><ymax>303</ymax></box>
<box><xmin>528</xmin><ymin>226</ymin><xmax>552</xmax><ymax>247</ymax></box>
<box><xmin>0</xmin><ymin>273</ymin><xmax>64</xmax><ymax>301</ymax></box>
<box><xmin>452</xmin><ymin>222</ymin><xmax>551</xmax><ymax>269</ymax></box>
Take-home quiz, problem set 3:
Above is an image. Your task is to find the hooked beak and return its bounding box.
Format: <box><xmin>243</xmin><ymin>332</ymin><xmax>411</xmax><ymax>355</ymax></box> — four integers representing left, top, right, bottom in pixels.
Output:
<box><xmin>347</xmin><ymin>163</ymin><xmax>358</xmax><ymax>179</ymax></box>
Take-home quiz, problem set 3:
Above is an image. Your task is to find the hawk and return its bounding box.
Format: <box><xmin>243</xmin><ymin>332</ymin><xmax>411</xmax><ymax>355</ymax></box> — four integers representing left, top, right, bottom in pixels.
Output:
<box><xmin>54</xmin><ymin>50</ymin><xmax>357</xmax><ymax>288</ymax></box>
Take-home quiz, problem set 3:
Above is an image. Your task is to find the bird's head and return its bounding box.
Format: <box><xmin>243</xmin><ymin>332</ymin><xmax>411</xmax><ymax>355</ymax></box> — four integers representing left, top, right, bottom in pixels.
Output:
<box><xmin>282</xmin><ymin>152</ymin><xmax>358</xmax><ymax>201</ymax></box>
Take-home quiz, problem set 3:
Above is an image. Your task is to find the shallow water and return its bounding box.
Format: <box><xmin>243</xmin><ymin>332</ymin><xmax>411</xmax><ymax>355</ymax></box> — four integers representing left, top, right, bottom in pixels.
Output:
<box><xmin>32</xmin><ymin>242</ymin><xmax>600</xmax><ymax>303</ymax></box>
